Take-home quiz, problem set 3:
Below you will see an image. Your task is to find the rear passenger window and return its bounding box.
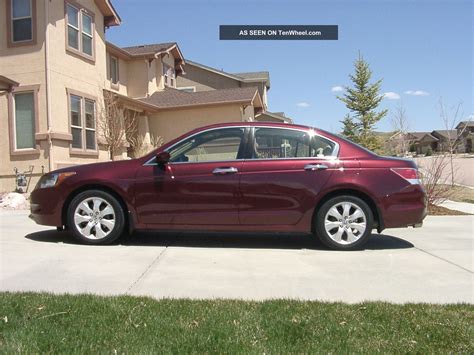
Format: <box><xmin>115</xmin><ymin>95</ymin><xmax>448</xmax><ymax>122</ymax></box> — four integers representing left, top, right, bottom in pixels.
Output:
<box><xmin>253</xmin><ymin>128</ymin><xmax>336</xmax><ymax>159</ymax></box>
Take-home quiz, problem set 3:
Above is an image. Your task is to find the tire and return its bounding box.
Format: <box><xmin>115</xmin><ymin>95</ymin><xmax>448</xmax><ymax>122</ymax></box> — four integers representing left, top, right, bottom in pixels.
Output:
<box><xmin>67</xmin><ymin>189</ymin><xmax>125</xmax><ymax>245</ymax></box>
<box><xmin>315</xmin><ymin>195</ymin><xmax>373</xmax><ymax>250</ymax></box>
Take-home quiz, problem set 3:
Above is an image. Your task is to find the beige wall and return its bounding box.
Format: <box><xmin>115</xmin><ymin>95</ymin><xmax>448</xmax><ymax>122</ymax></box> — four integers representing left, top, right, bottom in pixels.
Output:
<box><xmin>0</xmin><ymin>0</ymin><xmax>115</xmax><ymax>191</ymax></box>
<box><xmin>105</xmin><ymin>53</ymin><xmax>129</xmax><ymax>96</ymax></box>
<box><xmin>148</xmin><ymin>104</ymin><xmax>247</xmax><ymax>144</ymax></box>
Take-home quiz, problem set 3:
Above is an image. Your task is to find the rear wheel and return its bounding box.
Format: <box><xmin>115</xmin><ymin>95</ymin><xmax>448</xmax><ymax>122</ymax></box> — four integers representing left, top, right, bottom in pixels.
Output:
<box><xmin>315</xmin><ymin>195</ymin><xmax>373</xmax><ymax>250</ymax></box>
<box><xmin>67</xmin><ymin>190</ymin><xmax>125</xmax><ymax>245</ymax></box>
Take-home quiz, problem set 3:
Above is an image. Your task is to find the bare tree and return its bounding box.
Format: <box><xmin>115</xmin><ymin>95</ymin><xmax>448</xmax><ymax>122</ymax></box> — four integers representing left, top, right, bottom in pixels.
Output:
<box><xmin>438</xmin><ymin>98</ymin><xmax>467</xmax><ymax>186</ymax></box>
<box><xmin>390</xmin><ymin>102</ymin><xmax>410</xmax><ymax>156</ymax></box>
<box><xmin>128</xmin><ymin>134</ymin><xmax>163</xmax><ymax>158</ymax></box>
<box><xmin>98</xmin><ymin>91</ymin><xmax>140</xmax><ymax>160</ymax></box>
<box><xmin>418</xmin><ymin>154</ymin><xmax>452</xmax><ymax>206</ymax></box>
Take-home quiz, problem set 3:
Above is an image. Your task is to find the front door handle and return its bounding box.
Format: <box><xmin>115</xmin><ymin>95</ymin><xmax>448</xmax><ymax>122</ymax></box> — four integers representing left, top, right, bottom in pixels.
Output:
<box><xmin>304</xmin><ymin>164</ymin><xmax>328</xmax><ymax>171</ymax></box>
<box><xmin>213</xmin><ymin>167</ymin><xmax>239</xmax><ymax>175</ymax></box>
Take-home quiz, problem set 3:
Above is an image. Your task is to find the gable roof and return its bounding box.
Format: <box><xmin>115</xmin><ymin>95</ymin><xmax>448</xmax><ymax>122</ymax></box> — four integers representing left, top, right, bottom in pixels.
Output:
<box><xmin>456</xmin><ymin>120</ymin><xmax>474</xmax><ymax>129</ymax></box>
<box><xmin>185</xmin><ymin>60</ymin><xmax>271</xmax><ymax>89</ymax></box>
<box><xmin>106</xmin><ymin>42</ymin><xmax>185</xmax><ymax>74</ymax></box>
<box><xmin>234</xmin><ymin>71</ymin><xmax>271</xmax><ymax>87</ymax></box>
<box><xmin>138</xmin><ymin>87</ymin><xmax>262</xmax><ymax>110</ymax></box>
<box><xmin>95</xmin><ymin>0</ymin><xmax>121</xmax><ymax>26</ymax></box>
<box><xmin>121</xmin><ymin>43</ymin><xmax>178</xmax><ymax>57</ymax></box>
<box><xmin>408</xmin><ymin>132</ymin><xmax>439</xmax><ymax>142</ymax></box>
<box><xmin>431</xmin><ymin>130</ymin><xmax>458</xmax><ymax>140</ymax></box>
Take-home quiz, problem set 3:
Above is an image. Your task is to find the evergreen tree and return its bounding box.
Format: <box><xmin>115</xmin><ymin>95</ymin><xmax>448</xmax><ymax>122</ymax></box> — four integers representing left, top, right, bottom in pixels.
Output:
<box><xmin>338</xmin><ymin>55</ymin><xmax>387</xmax><ymax>151</ymax></box>
<box><xmin>340</xmin><ymin>114</ymin><xmax>358</xmax><ymax>141</ymax></box>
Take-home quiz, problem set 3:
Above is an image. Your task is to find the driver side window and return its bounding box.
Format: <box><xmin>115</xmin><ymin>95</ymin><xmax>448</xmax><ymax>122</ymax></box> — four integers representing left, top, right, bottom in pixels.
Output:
<box><xmin>168</xmin><ymin>128</ymin><xmax>245</xmax><ymax>163</ymax></box>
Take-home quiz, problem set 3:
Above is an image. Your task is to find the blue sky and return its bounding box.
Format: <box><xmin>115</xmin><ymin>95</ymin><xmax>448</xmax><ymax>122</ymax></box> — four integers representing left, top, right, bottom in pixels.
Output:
<box><xmin>107</xmin><ymin>0</ymin><xmax>473</xmax><ymax>132</ymax></box>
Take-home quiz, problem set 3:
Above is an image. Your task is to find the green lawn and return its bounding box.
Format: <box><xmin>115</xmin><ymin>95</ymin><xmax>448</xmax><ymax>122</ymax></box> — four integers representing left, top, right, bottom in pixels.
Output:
<box><xmin>0</xmin><ymin>292</ymin><xmax>472</xmax><ymax>353</ymax></box>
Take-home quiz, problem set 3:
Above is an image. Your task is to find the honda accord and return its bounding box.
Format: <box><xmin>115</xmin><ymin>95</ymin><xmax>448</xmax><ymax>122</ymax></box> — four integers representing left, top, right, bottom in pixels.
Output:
<box><xmin>30</xmin><ymin>122</ymin><xmax>427</xmax><ymax>250</ymax></box>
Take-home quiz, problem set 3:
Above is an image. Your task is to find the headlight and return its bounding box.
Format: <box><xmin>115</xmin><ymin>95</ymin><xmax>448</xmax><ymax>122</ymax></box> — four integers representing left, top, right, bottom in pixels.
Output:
<box><xmin>37</xmin><ymin>172</ymin><xmax>76</xmax><ymax>189</ymax></box>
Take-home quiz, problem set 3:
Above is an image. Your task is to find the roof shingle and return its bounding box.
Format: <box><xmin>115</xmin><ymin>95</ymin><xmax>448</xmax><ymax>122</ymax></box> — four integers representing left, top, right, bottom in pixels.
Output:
<box><xmin>139</xmin><ymin>87</ymin><xmax>259</xmax><ymax>109</ymax></box>
<box><xmin>121</xmin><ymin>43</ymin><xmax>177</xmax><ymax>56</ymax></box>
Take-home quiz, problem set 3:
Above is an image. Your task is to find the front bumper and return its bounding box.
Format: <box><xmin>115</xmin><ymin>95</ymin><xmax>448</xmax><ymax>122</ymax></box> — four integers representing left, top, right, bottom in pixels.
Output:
<box><xmin>29</xmin><ymin>187</ymin><xmax>64</xmax><ymax>227</ymax></box>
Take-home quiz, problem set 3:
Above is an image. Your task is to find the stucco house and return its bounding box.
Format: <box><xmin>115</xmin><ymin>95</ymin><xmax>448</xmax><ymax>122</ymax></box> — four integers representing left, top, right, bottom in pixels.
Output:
<box><xmin>177</xmin><ymin>60</ymin><xmax>292</xmax><ymax>123</ymax></box>
<box><xmin>0</xmin><ymin>0</ymin><xmax>268</xmax><ymax>191</ymax></box>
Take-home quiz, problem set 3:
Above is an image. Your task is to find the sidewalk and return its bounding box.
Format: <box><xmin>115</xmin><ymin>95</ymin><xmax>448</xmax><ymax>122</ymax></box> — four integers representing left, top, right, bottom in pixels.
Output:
<box><xmin>439</xmin><ymin>200</ymin><xmax>474</xmax><ymax>214</ymax></box>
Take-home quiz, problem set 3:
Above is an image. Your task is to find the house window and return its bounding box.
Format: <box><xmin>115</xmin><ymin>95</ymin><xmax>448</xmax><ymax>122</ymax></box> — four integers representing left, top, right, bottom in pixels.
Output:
<box><xmin>163</xmin><ymin>64</ymin><xmax>175</xmax><ymax>87</ymax></box>
<box><xmin>109</xmin><ymin>55</ymin><xmax>119</xmax><ymax>84</ymax></box>
<box><xmin>66</xmin><ymin>2</ymin><xmax>94</xmax><ymax>58</ymax></box>
<box><xmin>13</xmin><ymin>91</ymin><xmax>35</xmax><ymax>149</ymax></box>
<box><xmin>70</xmin><ymin>94</ymin><xmax>96</xmax><ymax>151</ymax></box>
<box><xmin>9</xmin><ymin>0</ymin><xmax>34</xmax><ymax>44</ymax></box>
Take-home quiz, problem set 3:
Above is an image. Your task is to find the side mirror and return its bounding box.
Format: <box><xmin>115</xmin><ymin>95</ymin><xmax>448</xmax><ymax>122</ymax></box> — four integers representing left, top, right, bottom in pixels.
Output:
<box><xmin>156</xmin><ymin>151</ymin><xmax>170</xmax><ymax>165</ymax></box>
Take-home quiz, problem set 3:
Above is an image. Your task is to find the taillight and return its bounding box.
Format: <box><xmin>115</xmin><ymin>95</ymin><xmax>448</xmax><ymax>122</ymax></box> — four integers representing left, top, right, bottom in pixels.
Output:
<box><xmin>390</xmin><ymin>168</ymin><xmax>420</xmax><ymax>184</ymax></box>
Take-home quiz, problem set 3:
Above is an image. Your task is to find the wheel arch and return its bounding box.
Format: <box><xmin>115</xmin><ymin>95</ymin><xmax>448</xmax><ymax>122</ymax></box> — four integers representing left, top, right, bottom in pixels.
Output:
<box><xmin>311</xmin><ymin>188</ymin><xmax>384</xmax><ymax>233</ymax></box>
<box><xmin>61</xmin><ymin>184</ymin><xmax>132</xmax><ymax>231</ymax></box>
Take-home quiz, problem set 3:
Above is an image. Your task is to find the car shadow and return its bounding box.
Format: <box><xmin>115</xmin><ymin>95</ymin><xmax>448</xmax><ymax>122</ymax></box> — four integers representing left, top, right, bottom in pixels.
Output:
<box><xmin>25</xmin><ymin>229</ymin><xmax>414</xmax><ymax>251</ymax></box>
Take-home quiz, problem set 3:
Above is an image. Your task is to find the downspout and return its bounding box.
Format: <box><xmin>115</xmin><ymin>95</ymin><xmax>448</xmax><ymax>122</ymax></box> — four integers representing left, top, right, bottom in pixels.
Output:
<box><xmin>44</xmin><ymin>0</ymin><xmax>53</xmax><ymax>172</ymax></box>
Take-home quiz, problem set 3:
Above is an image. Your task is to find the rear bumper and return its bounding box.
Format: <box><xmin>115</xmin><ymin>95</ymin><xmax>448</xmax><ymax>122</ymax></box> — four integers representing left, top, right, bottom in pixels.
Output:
<box><xmin>379</xmin><ymin>184</ymin><xmax>427</xmax><ymax>229</ymax></box>
<box><xmin>29</xmin><ymin>188</ymin><xmax>63</xmax><ymax>227</ymax></box>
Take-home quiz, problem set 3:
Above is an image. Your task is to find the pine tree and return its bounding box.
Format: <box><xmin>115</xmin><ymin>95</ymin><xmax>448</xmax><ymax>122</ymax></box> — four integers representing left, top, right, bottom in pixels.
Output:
<box><xmin>338</xmin><ymin>55</ymin><xmax>387</xmax><ymax>151</ymax></box>
<box><xmin>340</xmin><ymin>114</ymin><xmax>358</xmax><ymax>142</ymax></box>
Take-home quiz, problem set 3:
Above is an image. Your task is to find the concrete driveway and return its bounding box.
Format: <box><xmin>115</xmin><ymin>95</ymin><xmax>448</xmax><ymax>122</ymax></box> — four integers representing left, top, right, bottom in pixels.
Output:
<box><xmin>0</xmin><ymin>210</ymin><xmax>472</xmax><ymax>304</ymax></box>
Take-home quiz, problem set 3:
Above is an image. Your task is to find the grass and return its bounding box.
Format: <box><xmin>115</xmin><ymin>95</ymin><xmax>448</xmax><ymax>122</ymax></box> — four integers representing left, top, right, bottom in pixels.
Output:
<box><xmin>0</xmin><ymin>293</ymin><xmax>473</xmax><ymax>353</ymax></box>
<box><xmin>447</xmin><ymin>185</ymin><xmax>474</xmax><ymax>204</ymax></box>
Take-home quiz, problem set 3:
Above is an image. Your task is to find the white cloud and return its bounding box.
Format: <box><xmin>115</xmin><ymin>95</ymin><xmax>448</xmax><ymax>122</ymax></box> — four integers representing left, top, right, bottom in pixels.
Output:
<box><xmin>331</xmin><ymin>86</ymin><xmax>344</xmax><ymax>92</ymax></box>
<box><xmin>383</xmin><ymin>92</ymin><xmax>401</xmax><ymax>100</ymax></box>
<box><xmin>296</xmin><ymin>102</ymin><xmax>310</xmax><ymax>108</ymax></box>
<box><xmin>404</xmin><ymin>90</ymin><xmax>430</xmax><ymax>96</ymax></box>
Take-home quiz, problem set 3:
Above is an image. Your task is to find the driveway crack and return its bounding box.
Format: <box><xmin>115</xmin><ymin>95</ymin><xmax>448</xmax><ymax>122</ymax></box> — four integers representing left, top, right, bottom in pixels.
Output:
<box><xmin>414</xmin><ymin>246</ymin><xmax>473</xmax><ymax>274</ymax></box>
<box><xmin>126</xmin><ymin>246</ymin><xmax>169</xmax><ymax>293</ymax></box>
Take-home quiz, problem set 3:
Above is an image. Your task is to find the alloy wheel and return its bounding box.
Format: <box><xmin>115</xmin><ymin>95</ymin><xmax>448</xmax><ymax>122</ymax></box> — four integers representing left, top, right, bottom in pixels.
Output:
<box><xmin>73</xmin><ymin>197</ymin><xmax>116</xmax><ymax>240</ymax></box>
<box><xmin>324</xmin><ymin>201</ymin><xmax>367</xmax><ymax>245</ymax></box>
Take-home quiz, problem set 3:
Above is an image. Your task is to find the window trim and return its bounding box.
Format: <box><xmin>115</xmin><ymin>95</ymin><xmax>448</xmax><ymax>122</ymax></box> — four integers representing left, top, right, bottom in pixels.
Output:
<box><xmin>109</xmin><ymin>54</ymin><xmax>119</xmax><ymax>87</ymax></box>
<box><xmin>8</xmin><ymin>84</ymin><xmax>40</xmax><ymax>156</ymax></box>
<box><xmin>6</xmin><ymin>0</ymin><xmax>37</xmax><ymax>48</ymax></box>
<box><xmin>64</xmin><ymin>0</ymin><xmax>95</xmax><ymax>62</ymax></box>
<box><xmin>67</xmin><ymin>88</ymin><xmax>98</xmax><ymax>157</ymax></box>
<box><xmin>144</xmin><ymin>126</ymin><xmax>339</xmax><ymax>166</ymax></box>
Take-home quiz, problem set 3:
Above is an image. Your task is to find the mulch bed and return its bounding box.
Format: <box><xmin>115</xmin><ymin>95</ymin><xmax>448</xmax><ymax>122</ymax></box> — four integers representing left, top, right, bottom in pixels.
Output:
<box><xmin>428</xmin><ymin>204</ymin><xmax>470</xmax><ymax>216</ymax></box>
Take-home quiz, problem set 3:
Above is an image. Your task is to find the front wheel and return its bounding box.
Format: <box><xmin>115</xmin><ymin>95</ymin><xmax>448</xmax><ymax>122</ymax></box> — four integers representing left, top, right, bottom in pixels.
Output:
<box><xmin>67</xmin><ymin>190</ymin><xmax>125</xmax><ymax>245</ymax></box>
<box><xmin>315</xmin><ymin>195</ymin><xmax>373</xmax><ymax>250</ymax></box>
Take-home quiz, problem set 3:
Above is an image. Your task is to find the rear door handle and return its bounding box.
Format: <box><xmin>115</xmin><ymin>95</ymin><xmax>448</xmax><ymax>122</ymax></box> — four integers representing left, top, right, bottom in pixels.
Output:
<box><xmin>304</xmin><ymin>164</ymin><xmax>328</xmax><ymax>171</ymax></box>
<box><xmin>213</xmin><ymin>167</ymin><xmax>239</xmax><ymax>175</ymax></box>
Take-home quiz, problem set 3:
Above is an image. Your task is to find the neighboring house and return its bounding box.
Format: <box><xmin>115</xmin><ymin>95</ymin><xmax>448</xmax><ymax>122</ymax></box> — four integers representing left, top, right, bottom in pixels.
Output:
<box><xmin>430</xmin><ymin>130</ymin><xmax>459</xmax><ymax>153</ymax></box>
<box><xmin>407</xmin><ymin>132</ymin><xmax>438</xmax><ymax>155</ymax></box>
<box><xmin>177</xmin><ymin>60</ymin><xmax>291</xmax><ymax>123</ymax></box>
<box><xmin>455</xmin><ymin>121</ymin><xmax>474</xmax><ymax>153</ymax></box>
<box><xmin>0</xmin><ymin>0</ymin><xmax>266</xmax><ymax>191</ymax></box>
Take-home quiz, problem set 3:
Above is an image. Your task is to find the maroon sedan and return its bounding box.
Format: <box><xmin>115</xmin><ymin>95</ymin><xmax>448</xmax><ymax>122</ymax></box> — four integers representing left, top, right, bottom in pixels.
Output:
<box><xmin>30</xmin><ymin>122</ymin><xmax>426</xmax><ymax>250</ymax></box>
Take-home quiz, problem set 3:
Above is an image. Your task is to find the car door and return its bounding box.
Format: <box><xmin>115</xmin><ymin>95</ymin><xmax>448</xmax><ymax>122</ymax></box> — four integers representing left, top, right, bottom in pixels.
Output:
<box><xmin>134</xmin><ymin>127</ymin><xmax>248</xmax><ymax>227</ymax></box>
<box><xmin>239</xmin><ymin>127</ymin><xmax>340</xmax><ymax>226</ymax></box>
